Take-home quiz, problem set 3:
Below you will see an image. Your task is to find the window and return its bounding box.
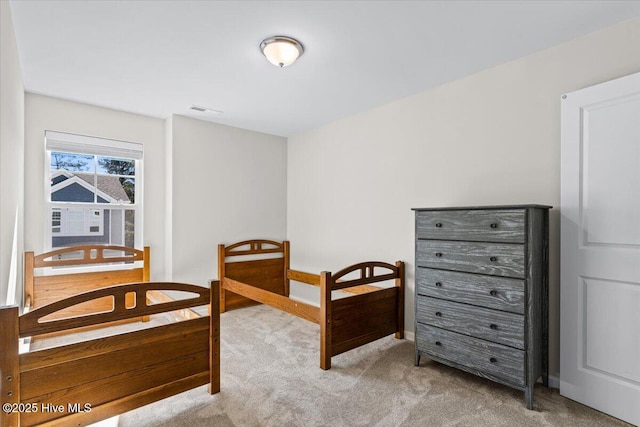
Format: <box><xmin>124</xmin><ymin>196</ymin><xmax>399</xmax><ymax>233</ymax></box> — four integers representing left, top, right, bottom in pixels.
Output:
<box><xmin>52</xmin><ymin>210</ymin><xmax>61</xmax><ymax>233</ymax></box>
<box><xmin>45</xmin><ymin>131</ymin><xmax>143</xmax><ymax>251</ymax></box>
<box><xmin>51</xmin><ymin>208</ymin><xmax>102</xmax><ymax>236</ymax></box>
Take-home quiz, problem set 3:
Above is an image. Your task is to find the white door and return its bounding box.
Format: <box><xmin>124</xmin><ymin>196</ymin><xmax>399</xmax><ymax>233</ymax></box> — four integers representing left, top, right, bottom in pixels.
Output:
<box><xmin>560</xmin><ymin>71</ymin><xmax>640</xmax><ymax>426</ymax></box>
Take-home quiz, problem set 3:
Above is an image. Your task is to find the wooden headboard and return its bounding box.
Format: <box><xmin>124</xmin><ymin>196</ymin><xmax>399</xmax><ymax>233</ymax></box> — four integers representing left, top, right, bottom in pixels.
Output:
<box><xmin>218</xmin><ymin>240</ymin><xmax>289</xmax><ymax>312</ymax></box>
<box><xmin>24</xmin><ymin>245</ymin><xmax>150</xmax><ymax>320</ymax></box>
<box><xmin>1</xmin><ymin>280</ymin><xmax>220</xmax><ymax>426</ymax></box>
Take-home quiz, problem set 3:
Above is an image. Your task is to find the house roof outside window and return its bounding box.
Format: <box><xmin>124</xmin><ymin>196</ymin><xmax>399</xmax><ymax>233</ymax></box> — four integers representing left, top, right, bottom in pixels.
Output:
<box><xmin>51</xmin><ymin>170</ymin><xmax>131</xmax><ymax>203</ymax></box>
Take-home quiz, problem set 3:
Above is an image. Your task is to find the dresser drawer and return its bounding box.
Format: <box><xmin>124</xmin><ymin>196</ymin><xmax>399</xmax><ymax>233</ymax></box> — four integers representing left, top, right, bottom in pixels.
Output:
<box><xmin>416</xmin><ymin>296</ymin><xmax>524</xmax><ymax>349</ymax></box>
<box><xmin>416</xmin><ymin>268</ymin><xmax>524</xmax><ymax>314</ymax></box>
<box><xmin>416</xmin><ymin>240</ymin><xmax>525</xmax><ymax>278</ymax></box>
<box><xmin>416</xmin><ymin>209</ymin><xmax>525</xmax><ymax>243</ymax></box>
<box><xmin>416</xmin><ymin>324</ymin><xmax>525</xmax><ymax>387</ymax></box>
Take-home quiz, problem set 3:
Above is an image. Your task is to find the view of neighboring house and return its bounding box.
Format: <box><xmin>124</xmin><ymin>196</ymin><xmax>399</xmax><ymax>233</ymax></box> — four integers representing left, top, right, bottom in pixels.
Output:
<box><xmin>50</xmin><ymin>170</ymin><xmax>132</xmax><ymax>248</ymax></box>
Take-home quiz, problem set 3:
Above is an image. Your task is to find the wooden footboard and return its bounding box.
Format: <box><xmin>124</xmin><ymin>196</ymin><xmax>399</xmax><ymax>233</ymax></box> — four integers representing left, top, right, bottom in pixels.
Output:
<box><xmin>330</xmin><ymin>287</ymin><xmax>401</xmax><ymax>356</ymax></box>
<box><xmin>0</xmin><ymin>281</ymin><xmax>220</xmax><ymax>427</ymax></box>
<box><xmin>320</xmin><ymin>261</ymin><xmax>405</xmax><ymax>369</ymax></box>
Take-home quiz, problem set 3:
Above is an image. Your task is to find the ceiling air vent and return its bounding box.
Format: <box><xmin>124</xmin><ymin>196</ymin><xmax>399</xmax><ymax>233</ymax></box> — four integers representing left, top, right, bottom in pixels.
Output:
<box><xmin>190</xmin><ymin>105</ymin><xmax>223</xmax><ymax>115</ymax></box>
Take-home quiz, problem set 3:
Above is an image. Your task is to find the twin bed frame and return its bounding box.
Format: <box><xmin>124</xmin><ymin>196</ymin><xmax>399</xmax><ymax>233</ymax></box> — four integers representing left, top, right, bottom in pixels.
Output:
<box><xmin>1</xmin><ymin>245</ymin><xmax>220</xmax><ymax>427</ymax></box>
<box><xmin>219</xmin><ymin>239</ymin><xmax>405</xmax><ymax>370</ymax></box>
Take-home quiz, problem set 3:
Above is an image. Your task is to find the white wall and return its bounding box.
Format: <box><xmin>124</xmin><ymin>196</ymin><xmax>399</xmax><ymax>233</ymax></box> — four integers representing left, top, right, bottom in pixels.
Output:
<box><xmin>287</xmin><ymin>17</ymin><xmax>640</xmax><ymax>380</ymax></box>
<box><xmin>0</xmin><ymin>1</ymin><xmax>25</xmax><ymax>306</ymax></box>
<box><xmin>168</xmin><ymin>115</ymin><xmax>287</xmax><ymax>287</ymax></box>
<box><xmin>164</xmin><ymin>115</ymin><xmax>174</xmax><ymax>280</ymax></box>
<box><xmin>24</xmin><ymin>94</ymin><xmax>166</xmax><ymax>280</ymax></box>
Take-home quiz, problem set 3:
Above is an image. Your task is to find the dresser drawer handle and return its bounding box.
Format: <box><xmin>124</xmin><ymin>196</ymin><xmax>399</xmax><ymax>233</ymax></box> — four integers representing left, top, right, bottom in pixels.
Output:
<box><xmin>435</xmin><ymin>282</ymin><xmax>442</xmax><ymax>287</ymax></box>
<box><xmin>435</xmin><ymin>311</ymin><xmax>442</xmax><ymax>317</ymax></box>
<box><xmin>435</xmin><ymin>341</ymin><xmax>442</xmax><ymax>346</ymax></box>
<box><xmin>435</xmin><ymin>223</ymin><xmax>442</xmax><ymax>228</ymax></box>
<box><xmin>490</xmin><ymin>223</ymin><xmax>498</xmax><ymax>229</ymax></box>
<box><xmin>489</xmin><ymin>290</ymin><xmax>498</xmax><ymax>296</ymax></box>
<box><xmin>489</xmin><ymin>256</ymin><xmax>498</xmax><ymax>262</ymax></box>
<box><xmin>490</xmin><ymin>357</ymin><xmax>497</xmax><ymax>363</ymax></box>
<box><xmin>490</xmin><ymin>324</ymin><xmax>498</xmax><ymax>330</ymax></box>
<box><xmin>435</xmin><ymin>252</ymin><xmax>443</xmax><ymax>258</ymax></box>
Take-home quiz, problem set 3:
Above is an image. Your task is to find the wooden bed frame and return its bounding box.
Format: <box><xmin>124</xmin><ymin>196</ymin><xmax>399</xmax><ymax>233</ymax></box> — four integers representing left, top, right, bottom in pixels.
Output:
<box><xmin>218</xmin><ymin>239</ymin><xmax>405</xmax><ymax>370</ymax></box>
<box><xmin>0</xmin><ymin>280</ymin><xmax>220</xmax><ymax>427</ymax></box>
<box><xmin>24</xmin><ymin>245</ymin><xmax>196</xmax><ymax>327</ymax></box>
<box><xmin>24</xmin><ymin>245</ymin><xmax>150</xmax><ymax>319</ymax></box>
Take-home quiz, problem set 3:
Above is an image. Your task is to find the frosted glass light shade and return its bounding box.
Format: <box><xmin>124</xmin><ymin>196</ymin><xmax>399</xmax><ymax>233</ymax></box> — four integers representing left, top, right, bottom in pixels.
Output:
<box><xmin>260</xmin><ymin>36</ymin><xmax>304</xmax><ymax>68</ymax></box>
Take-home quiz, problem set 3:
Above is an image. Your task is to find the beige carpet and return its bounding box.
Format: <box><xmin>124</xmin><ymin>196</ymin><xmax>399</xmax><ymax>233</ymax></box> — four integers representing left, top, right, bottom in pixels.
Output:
<box><xmin>115</xmin><ymin>305</ymin><xmax>629</xmax><ymax>427</ymax></box>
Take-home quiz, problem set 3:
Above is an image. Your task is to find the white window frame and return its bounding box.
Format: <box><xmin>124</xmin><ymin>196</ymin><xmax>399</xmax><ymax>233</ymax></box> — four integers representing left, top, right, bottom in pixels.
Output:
<box><xmin>44</xmin><ymin>130</ymin><xmax>143</xmax><ymax>253</ymax></box>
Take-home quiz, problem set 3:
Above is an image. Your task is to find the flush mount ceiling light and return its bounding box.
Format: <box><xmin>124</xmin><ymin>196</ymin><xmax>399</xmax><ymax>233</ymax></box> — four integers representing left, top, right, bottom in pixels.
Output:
<box><xmin>260</xmin><ymin>36</ymin><xmax>304</xmax><ymax>68</ymax></box>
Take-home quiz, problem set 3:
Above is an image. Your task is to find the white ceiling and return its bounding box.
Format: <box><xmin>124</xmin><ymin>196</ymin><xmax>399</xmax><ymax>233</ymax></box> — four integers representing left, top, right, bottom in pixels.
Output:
<box><xmin>9</xmin><ymin>1</ymin><xmax>640</xmax><ymax>137</ymax></box>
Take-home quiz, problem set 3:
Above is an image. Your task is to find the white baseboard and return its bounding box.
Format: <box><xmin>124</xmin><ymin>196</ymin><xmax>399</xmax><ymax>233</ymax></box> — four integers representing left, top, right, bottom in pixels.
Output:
<box><xmin>404</xmin><ymin>331</ymin><xmax>414</xmax><ymax>342</ymax></box>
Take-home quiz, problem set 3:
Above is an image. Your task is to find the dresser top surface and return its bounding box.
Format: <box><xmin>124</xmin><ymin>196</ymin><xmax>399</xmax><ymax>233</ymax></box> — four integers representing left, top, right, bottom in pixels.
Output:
<box><xmin>412</xmin><ymin>204</ymin><xmax>552</xmax><ymax>212</ymax></box>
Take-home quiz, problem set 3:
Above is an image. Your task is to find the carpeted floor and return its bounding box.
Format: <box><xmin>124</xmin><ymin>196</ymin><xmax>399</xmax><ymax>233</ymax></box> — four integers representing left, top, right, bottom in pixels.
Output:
<box><xmin>114</xmin><ymin>305</ymin><xmax>629</xmax><ymax>427</ymax></box>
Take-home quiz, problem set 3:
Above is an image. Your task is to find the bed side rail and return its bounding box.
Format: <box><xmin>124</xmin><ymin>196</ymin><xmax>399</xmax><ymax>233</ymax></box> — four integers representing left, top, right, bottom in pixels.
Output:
<box><xmin>329</xmin><ymin>261</ymin><xmax>404</xmax><ymax>291</ymax></box>
<box><xmin>19</xmin><ymin>281</ymin><xmax>214</xmax><ymax>338</ymax></box>
<box><xmin>287</xmin><ymin>269</ymin><xmax>320</xmax><ymax>285</ymax></box>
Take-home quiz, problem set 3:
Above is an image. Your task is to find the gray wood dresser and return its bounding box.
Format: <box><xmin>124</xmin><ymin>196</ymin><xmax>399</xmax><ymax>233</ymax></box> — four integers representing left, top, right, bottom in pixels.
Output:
<box><xmin>412</xmin><ymin>205</ymin><xmax>550</xmax><ymax>409</ymax></box>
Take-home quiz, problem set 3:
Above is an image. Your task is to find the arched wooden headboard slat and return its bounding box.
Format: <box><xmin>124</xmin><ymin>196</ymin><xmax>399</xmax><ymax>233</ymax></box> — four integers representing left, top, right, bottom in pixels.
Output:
<box><xmin>19</xmin><ymin>281</ymin><xmax>211</xmax><ymax>338</ymax></box>
<box><xmin>32</xmin><ymin>245</ymin><xmax>144</xmax><ymax>268</ymax></box>
<box><xmin>330</xmin><ymin>261</ymin><xmax>402</xmax><ymax>291</ymax></box>
<box><xmin>224</xmin><ymin>239</ymin><xmax>285</xmax><ymax>256</ymax></box>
